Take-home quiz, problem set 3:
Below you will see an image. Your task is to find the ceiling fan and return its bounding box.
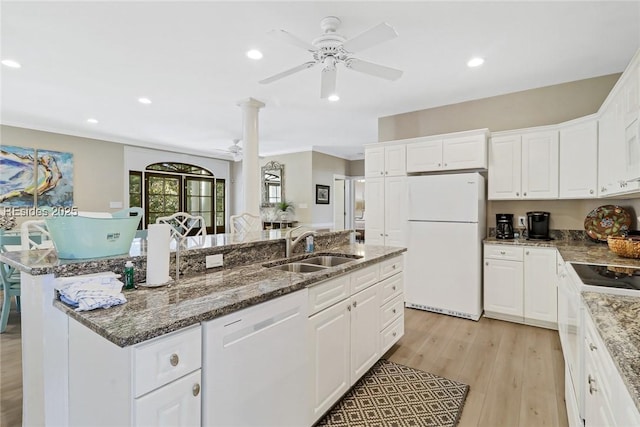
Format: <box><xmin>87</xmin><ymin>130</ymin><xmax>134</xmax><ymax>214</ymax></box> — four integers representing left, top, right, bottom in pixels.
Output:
<box><xmin>259</xmin><ymin>16</ymin><xmax>403</xmax><ymax>99</ymax></box>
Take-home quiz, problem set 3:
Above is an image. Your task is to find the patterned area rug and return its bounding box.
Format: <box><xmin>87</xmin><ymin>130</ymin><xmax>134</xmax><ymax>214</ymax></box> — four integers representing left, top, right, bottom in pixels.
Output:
<box><xmin>317</xmin><ymin>359</ymin><xmax>469</xmax><ymax>427</ymax></box>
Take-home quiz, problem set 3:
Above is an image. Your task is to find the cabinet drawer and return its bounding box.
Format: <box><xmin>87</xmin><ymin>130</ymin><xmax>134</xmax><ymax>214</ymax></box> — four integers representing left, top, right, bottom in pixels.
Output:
<box><xmin>379</xmin><ymin>273</ymin><xmax>404</xmax><ymax>306</ymax></box>
<box><xmin>308</xmin><ymin>274</ymin><xmax>350</xmax><ymax>316</ymax></box>
<box><xmin>380</xmin><ymin>256</ymin><xmax>404</xmax><ymax>280</ymax></box>
<box><xmin>381</xmin><ymin>316</ymin><xmax>404</xmax><ymax>355</ymax></box>
<box><xmin>484</xmin><ymin>245</ymin><xmax>524</xmax><ymax>261</ymax></box>
<box><xmin>134</xmin><ymin>325</ymin><xmax>202</xmax><ymax>397</ymax></box>
<box><xmin>380</xmin><ymin>294</ymin><xmax>404</xmax><ymax>330</ymax></box>
<box><xmin>350</xmin><ymin>264</ymin><xmax>380</xmax><ymax>294</ymax></box>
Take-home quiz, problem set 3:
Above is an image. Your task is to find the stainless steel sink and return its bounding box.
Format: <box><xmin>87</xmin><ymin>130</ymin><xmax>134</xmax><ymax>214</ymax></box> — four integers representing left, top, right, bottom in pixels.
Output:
<box><xmin>300</xmin><ymin>256</ymin><xmax>356</xmax><ymax>267</ymax></box>
<box><xmin>269</xmin><ymin>263</ymin><xmax>328</xmax><ymax>273</ymax></box>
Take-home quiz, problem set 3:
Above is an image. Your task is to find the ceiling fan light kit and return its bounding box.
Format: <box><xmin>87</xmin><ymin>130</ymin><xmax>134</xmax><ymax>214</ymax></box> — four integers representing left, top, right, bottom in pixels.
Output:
<box><xmin>259</xmin><ymin>16</ymin><xmax>403</xmax><ymax>99</ymax></box>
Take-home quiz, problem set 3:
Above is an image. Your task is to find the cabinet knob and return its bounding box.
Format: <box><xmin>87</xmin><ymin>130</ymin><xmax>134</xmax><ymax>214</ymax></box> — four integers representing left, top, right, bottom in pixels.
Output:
<box><xmin>438</xmin><ymin>163</ymin><xmax>441</xmax><ymax>167</ymax></box>
<box><xmin>347</xmin><ymin>305</ymin><xmax>351</xmax><ymax>311</ymax></box>
<box><xmin>601</xmin><ymin>187</ymin><xmax>606</xmax><ymax>192</ymax></box>
<box><xmin>353</xmin><ymin>301</ymin><xmax>357</xmax><ymax>308</ymax></box>
<box><xmin>589</xmin><ymin>189</ymin><xmax>594</xmax><ymax>194</ymax></box>
<box><xmin>380</xmin><ymin>171</ymin><xmax>383</xmax><ymax>175</ymax></box>
<box><xmin>392</xmin><ymin>264</ymin><xmax>397</xmax><ymax>269</ymax></box>
<box><xmin>485</xmin><ymin>261</ymin><xmax>489</xmax><ymax>266</ymax></box>
<box><xmin>392</xmin><ymin>309</ymin><xmax>397</xmax><ymax>314</ymax></box>
<box><xmin>500</xmin><ymin>251</ymin><xmax>506</xmax><ymax>255</ymax></box>
<box><xmin>392</xmin><ymin>332</ymin><xmax>397</xmax><ymax>337</ymax></box>
<box><xmin>385</xmin><ymin>171</ymin><xmax>388</xmax><ymax>175</ymax></box>
<box><xmin>380</xmin><ymin>233</ymin><xmax>384</xmax><ymax>237</ymax></box>
<box><xmin>589</xmin><ymin>343</ymin><xmax>597</xmax><ymax>351</ymax></box>
<box><xmin>523</xmin><ymin>192</ymin><xmax>527</xmax><ymax>197</ymax></box>
<box><xmin>392</xmin><ymin>285</ymin><xmax>397</xmax><ymax>290</ymax></box>
<box><xmin>444</xmin><ymin>163</ymin><xmax>448</xmax><ymax>167</ymax></box>
<box><xmin>516</xmin><ymin>192</ymin><xmax>520</xmax><ymax>196</ymax></box>
<box><xmin>192</xmin><ymin>383</ymin><xmax>201</xmax><ymax>397</ymax></box>
<box><xmin>526</xmin><ymin>251</ymin><xmax>530</xmax><ymax>255</ymax></box>
<box><xmin>169</xmin><ymin>353</ymin><xmax>179</xmax><ymax>367</ymax></box>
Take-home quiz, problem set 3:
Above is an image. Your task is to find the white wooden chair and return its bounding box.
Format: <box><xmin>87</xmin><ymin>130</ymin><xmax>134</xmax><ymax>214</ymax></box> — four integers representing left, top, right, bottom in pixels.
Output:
<box><xmin>230</xmin><ymin>213</ymin><xmax>262</xmax><ymax>233</ymax></box>
<box><xmin>20</xmin><ymin>220</ymin><xmax>54</xmax><ymax>250</ymax></box>
<box><xmin>156</xmin><ymin>212</ymin><xmax>207</xmax><ymax>244</ymax></box>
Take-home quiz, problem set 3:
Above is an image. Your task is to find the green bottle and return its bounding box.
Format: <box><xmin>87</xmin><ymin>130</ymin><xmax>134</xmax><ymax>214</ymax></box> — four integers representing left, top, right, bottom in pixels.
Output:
<box><xmin>124</xmin><ymin>261</ymin><xmax>135</xmax><ymax>289</ymax></box>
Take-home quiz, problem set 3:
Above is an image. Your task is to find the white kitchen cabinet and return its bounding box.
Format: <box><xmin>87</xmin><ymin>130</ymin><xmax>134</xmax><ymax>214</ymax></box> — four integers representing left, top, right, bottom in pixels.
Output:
<box><xmin>308</xmin><ymin>256</ymin><xmax>404</xmax><ymax>425</ymax></box>
<box><xmin>559</xmin><ymin>117</ymin><xmax>598</xmax><ymax>198</ymax></box>
<box><xmin>598</xmin><ymin>90</ymin><xmax>626</xmax><ymax>196</ymax></box>
<box><xmin>202</xmin><ymin>290</ymin><xmax>308</xmax><ymax>427</ymax></box>
<box><xmin>625</xmin><ymin>117</ymin><xmax>640</xmax><ymax>182</ymax></box>
<box><xmin>523</xmin><ymin>247</ymin><xmax>557</xmax><ymax>327</ymax></box>
<box><xmin>67</xmin><ymin>321</ymin><xmax>202</xmax><ymax>427</ymax></box>
<box><xmin>488</xmin><ymin>129</ymin><xmax>559</xmax><ymax>200</ymax></box>
<box><xmin>484</xmin><ymin>247</ymin><xmax>524</xmax><ymax>319</ymax></box>
<box><xmin>364</xmin><ymin>176</ymin><xmax>407</xmax><ymax>246</ymax></box>
<box><xmin>365</xmin><ymin>144</ymin><xmax>406</xmax><ymax>177</ymax></box>
<box><xmin>484</xmin><ymin>245</ymin><xmax>557</xmax><ymax>329</ymax></box>
<box><xmin>406</xmin><ymin>129</ymin><xmax>488</xmax><ymax>173</ymax></box>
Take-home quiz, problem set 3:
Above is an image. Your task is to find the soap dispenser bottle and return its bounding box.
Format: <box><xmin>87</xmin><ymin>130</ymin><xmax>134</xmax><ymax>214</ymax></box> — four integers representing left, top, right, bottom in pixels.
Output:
<box><xmin>124</xmin><ymin>261</ymin><xmax>135</xmax><ymax>289</ymax></box>
<box><xmin>305</xmin><ymin>235</ymin><xmax>314</xmax><ymax>253</ymax></box>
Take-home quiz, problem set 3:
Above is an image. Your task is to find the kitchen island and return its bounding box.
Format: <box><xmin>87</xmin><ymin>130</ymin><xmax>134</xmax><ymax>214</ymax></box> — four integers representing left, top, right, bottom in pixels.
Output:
<box><xmin>1</xmin><ymin>229</ymin><xmax>406</xmax><ymax>426</ymax></box>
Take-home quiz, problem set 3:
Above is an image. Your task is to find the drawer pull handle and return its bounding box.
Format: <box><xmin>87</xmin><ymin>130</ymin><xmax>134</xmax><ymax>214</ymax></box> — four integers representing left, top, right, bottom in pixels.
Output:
<box><xmin>500</xmin><ymin>251</ymin><xmax>506</xmax><ymax>255</ymax></box>
<box><xmin>347</xmin><ymin>305</ymin><xmax>351</xmax><ymax>311</ymax></box>
<box><xmin>353</xmin><ymin>301</ymin><xmax>357</xmax><ymax>308</ymax></box>
<box><xmin>588</xmin><ymin>375</ymin><xmax>598</xmax><ymax>394</ymax></box>
<box><xmin>193</xmin><ymin>383</ymin><xmax>200</xmax><ymax>397</ymax></box>
<box><xmin>170</xmin><ymin>354</ymin><xmax>179</xmax><ymax>367</ymax></box>
<box><xmin>589</xmin><ymin>343</ymin><xmax>597</xmax><ymax>351</ymax></box>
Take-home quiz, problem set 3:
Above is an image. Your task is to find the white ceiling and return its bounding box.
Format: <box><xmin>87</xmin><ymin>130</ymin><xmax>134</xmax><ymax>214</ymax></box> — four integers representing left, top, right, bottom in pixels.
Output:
<box><xmin>1</xmin><ymin>1</ymin><xmax>639</xmax><ymax>161</ymax></box>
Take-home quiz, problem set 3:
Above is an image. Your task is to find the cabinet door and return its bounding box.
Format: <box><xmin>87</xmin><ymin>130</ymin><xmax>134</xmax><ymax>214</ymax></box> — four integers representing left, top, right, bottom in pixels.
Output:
<box><xmin>384</xmin><ymin>176</ymin><xmax>407</xmax><ymax>247</ymax></box>
<box><xmin>350</xmin><ymin>284</ymin><xmax>380</xmax><ymax>384</ymax></box>
<box><xmin>598</xmin><ymin>94</ymin><xmax>625</xmax><ymax>196</ymax></box>
<box><xmin>442</xmin><ymin>133</ymin><xmax>487</xmax><ymax>171</ymax></box>
<box><xmin>134</xmin><ymin>370</ymin><xmax>201</xmax><ymax>427</ymax></box>
<box><xmin>364</xmin><ymin>178</ymin><xmax>385</xmax><ymax>245</ymax></box>
<box><xmin>523</xmin><ymin>247</ymin><xmax>557</xmax><ymax>325</ymax></box>
<box><xmin>521</xmin><ymin>131</ymin><xmax>559</xmax><ymax>199</ymax></box>
<box><xmin>384</xmin><ymin>145</ymin><xmax>406</xmax><ymax>176</ymax></box>
<box><xmin>364</xmin><ymin>147</ymin><xmax>385</xmax><ymax>177</ymax></box>
<box><xmin>625</xmin><ymin>117</ymin><xmax>640</xmax><ymax>181</ymax></box>
<box><xmin>484</xmin><ymin>258</ymin><xmax>523</xmax><ymax>317</ymax></box>
<box><xmin>488</xmin><ymin>135</ymin><xmax>522</xmax><ymax>199</ymax></box>
<box><xmin>308</xmin><ymin>300</ymin><xmax>351</xmax><ymax>424</ymax></box>
<box><xmin>405</xmin><ymin>140</ymin><xmax>442</xmax><ymax>172</ymax></box>
<box><xmin>559</xmin><ymin>120</ymin><xmax>598</xmax><ymax>198</ymax></box>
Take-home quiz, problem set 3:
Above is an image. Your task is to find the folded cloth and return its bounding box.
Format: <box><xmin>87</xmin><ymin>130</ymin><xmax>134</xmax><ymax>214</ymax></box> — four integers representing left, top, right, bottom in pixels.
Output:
<box><xmin>55</xmin><ymin>272</ymin><xmax>127</xmax><ymax>312</ymax></box>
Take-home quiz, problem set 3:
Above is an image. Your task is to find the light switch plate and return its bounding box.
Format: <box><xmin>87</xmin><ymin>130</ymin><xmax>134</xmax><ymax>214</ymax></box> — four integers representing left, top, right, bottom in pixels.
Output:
<box><xmin>206</xmin><ymin>254</ymin><xmax>223</xmax><ymax>268</ymax></box>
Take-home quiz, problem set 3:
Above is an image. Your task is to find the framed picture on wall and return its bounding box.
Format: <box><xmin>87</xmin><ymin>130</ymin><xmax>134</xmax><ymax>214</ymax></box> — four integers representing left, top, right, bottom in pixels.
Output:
<box><xmin>315</xmin><ymin>184</ymin><xmax>330</xmax><ymax>204</ymax></box>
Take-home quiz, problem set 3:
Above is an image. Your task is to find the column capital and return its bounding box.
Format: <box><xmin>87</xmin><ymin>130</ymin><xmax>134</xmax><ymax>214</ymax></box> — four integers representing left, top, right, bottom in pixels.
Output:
<box><xmin>236</xmin><ymin>97</ymin><xmax>265</xmax><ymax>109</ymax></box>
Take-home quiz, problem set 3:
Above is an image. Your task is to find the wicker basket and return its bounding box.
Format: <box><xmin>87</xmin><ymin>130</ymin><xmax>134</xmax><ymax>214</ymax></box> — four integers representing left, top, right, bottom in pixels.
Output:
<box><xmin>607</xmin><ymin>235</ymin><xmax>640</xmax><ymax>259</ymax></box>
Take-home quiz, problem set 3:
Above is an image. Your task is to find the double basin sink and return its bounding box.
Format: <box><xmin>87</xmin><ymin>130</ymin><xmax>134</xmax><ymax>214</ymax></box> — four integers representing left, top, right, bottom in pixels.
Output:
<box><xmin>266</xmin><ymin>254</ymin><xmax>361</xmax><ymax>273</ymax></box>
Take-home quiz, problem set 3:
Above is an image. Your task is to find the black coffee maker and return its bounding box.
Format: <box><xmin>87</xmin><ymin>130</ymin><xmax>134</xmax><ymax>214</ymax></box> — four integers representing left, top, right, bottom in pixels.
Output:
<box><xmin>496</xmin><ymin>214</ymin><xmax>515</xmax><ymax>239</ymax></box>
<box><xmin>527</xmin><ymin>211</ymin><xmax>551</xmax><ymax>240</ymax></box>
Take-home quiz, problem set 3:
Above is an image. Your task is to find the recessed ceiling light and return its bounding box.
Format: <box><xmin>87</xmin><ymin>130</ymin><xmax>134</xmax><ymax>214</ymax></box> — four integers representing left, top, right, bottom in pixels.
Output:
<box><xmin>86</xmin><ymin>118</ymin><xmax>99</xmax><ymax>124</ymax></box>
<box><xmin>328</xmin><ymin>94</ymin><xmax>340</xmax><ymax>102</ymax></box>
<box><xmin>467</xmin><ymin>57</ymin><xmax>485</xmax><ymax>68</ymax></box>
<box><xmin>138</xmin><ymin>97</ymin><xmax>152</xmax><ymax>105</ymax></box>
<box><xmin>246</xmin><ymin>49</ymin><xmax>263</xmax><ymax>60</ymax></box>
<box><xmin>1</xmin><ymin>59</ymin><xmax>21</xmax><ymax>68</ymax></box>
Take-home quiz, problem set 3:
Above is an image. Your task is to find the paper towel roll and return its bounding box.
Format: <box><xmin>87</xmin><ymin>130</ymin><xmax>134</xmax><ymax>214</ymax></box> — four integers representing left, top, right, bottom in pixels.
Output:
<box><xmin>145</xmin><ymin>223</ymin><xmax>171</xmax><ymax>286</ymax></box>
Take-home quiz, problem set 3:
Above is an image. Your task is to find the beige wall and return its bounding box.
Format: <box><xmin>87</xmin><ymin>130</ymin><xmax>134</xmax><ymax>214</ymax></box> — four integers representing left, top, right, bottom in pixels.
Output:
<box><xmin>348</xmin><ymin>159</ymin><xmax>364</xmax><ymax>177</ymax></box>
<box><xmin>312</xmin><ymin>152</ymin><xmax>349</xmax><ymax>226</ymax></box>
<box><xmin>379</xmin><ymin>74</ymin><xmax>621</xmax><ymax>141</ymax></box>
<box><xmin>378</xmin><ymin>73</ymin><xmax>639</xmax><ymax>232</ymax></box>
<box><xmin>1</xmin><ymin>125</ymin><xmax>125</xmax><ymax>215</ymax></box>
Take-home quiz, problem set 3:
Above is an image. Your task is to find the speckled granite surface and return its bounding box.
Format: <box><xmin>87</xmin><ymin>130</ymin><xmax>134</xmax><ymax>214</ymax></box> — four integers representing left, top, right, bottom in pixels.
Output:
<box><xmin>484</xmin><ymin>237</ymin><xmax>640</xmax><ymax>268</ymax></box>
<box><xmin>51</xmin><ymin>243</ymin><xmax>406</xmax><ymax>347</ymax></box>
<box><xmin>582</xmin><ymin>292</ymin><xmax>640</xmax><ymax>412</ymax></box>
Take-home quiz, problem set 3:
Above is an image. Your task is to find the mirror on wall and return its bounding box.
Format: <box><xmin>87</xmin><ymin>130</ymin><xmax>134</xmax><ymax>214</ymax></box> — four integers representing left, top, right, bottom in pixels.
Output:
<box><xmin>261</xmin><ymin>161</ymin><xmax>284</xmax><ymax>206</ymax></box>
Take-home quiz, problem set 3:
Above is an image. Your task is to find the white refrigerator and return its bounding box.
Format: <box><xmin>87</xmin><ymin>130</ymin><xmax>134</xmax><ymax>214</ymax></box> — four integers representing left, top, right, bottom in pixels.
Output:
<box><xmin>405</xmin><ymin>173</ymin><xmax>486</xmax><ymax>320</ymax></box>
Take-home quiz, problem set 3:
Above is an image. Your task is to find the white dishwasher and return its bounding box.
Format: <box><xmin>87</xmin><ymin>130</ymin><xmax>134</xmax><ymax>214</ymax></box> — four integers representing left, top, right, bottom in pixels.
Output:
<box><xmin>202</xmin><ymin>289</ymin><xmax>308</xmax><ymax>427</ymax></box>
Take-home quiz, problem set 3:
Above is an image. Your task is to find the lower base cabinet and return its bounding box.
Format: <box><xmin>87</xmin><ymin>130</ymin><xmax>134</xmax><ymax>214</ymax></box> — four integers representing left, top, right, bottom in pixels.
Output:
<box><xmin>308</xmin><ymin>255</ymin><xmax>405</xmax><ymax>425</ymax></box>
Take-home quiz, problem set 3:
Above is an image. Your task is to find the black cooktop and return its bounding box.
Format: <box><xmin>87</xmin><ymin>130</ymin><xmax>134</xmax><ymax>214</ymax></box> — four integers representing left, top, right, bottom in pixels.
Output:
<box><xmin>572</xmin><ymin>263</ymin><xmax>640</xmax><ymax>291</ymax></box>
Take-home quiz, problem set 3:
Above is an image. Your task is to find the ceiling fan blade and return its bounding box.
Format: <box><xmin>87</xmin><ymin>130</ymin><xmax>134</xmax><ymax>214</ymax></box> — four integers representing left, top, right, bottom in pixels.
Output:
<box><xmin>269</xmin><ymin>29</ymin><xmax>317</xmax><ymax>52</ymax></box>
<box><xmin>346</xmin><ymin>58</ymin><xmax>403</xmax><ymax>81</ymax></box>
<box><xmin>259</xmin><ymin>61</ymin><xmax>316</xmax><ymax>84</ymax></box>
<box><xmin>320</xmin><ymin>66</ymin><xmax>337</xmax><ymax>99</ymax></box>
<box><xmin>342</xmin><ymin>22</ymin><xmax>398</xmax><ymax>53</ymax></box>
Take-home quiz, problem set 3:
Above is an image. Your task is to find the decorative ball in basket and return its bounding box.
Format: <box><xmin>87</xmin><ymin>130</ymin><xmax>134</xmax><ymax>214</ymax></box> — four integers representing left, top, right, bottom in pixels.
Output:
<box><xmin>44</xmin><ymin>208</ymin><xmax>143</xmax><ymax>259</ymax></box>
<box><xmin>607</xmin><ymin>233</ymin><xmax>640</xmax><ymax>259</ymax></box>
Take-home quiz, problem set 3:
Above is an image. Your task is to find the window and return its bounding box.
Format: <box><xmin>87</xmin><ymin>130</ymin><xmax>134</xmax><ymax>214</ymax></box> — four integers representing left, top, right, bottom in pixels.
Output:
<box><xmin>128</xmin><ymin>163</ymin><xmax>225</xmax><ymax>234</ymax></box>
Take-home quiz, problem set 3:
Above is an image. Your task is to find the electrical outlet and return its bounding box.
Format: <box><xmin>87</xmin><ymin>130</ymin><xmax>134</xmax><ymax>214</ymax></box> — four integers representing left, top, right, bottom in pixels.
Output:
<box><xmin>206</xmin><ymin>254</ymin><xmax>223</xmax><ymax>268</ymax></box>
<box><xmin>518</xmin><ymin>216</ymin><xmax>527</xmax><ymax>227</ymax></box>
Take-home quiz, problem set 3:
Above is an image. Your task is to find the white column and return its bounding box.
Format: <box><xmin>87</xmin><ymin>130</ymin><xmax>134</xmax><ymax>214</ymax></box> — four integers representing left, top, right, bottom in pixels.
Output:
<box><xmin>237</xmin><ymin>97</ymin><xmax>265</xmax><ymax>217</ymax></box>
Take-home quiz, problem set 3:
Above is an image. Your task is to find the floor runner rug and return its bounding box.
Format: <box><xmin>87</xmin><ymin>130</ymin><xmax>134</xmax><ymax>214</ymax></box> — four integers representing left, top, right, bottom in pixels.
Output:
<box><xmin>317</xmin><ymin>359</ymin><xmax>469</xmax><ymax>427</ymax></box>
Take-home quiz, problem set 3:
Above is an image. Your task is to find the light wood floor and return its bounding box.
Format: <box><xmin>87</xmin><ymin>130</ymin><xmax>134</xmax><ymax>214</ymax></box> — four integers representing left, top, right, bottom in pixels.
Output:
<box><xmin>0</xmin><ymin>306</ymin><xmax>568</xmax><ymax>427</ymax></box>
<box><xmin>386</xmin><ymin>308</ymin><xmax>569</xmax><ymax>427</ymax></box>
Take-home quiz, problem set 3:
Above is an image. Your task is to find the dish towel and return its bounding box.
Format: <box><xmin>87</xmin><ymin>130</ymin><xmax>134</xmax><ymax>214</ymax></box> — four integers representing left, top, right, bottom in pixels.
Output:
<box><xmin>55</xmin><ymin>272</ymin><xmax>127</xmax><ymax>312</ymax></box>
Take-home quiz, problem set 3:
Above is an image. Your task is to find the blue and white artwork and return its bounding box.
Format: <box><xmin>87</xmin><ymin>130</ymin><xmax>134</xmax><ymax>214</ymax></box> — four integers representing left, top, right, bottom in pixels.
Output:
<box><xmin>36</xmin><ymin>149</ymin><xmax>74</xmax><ymax>207</ymax></box>
<box><xmin>0</xmin><ymin>145</ymin><xmax>36</xmax><ymax>207</ymax></box>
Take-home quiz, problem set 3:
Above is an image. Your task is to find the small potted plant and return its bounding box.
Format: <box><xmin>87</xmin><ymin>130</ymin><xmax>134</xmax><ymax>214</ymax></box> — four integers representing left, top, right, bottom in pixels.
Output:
<box><xmin>277</xmin><ymin>201</ymin><xmax>294</xmax><ymax>220</ymax></box>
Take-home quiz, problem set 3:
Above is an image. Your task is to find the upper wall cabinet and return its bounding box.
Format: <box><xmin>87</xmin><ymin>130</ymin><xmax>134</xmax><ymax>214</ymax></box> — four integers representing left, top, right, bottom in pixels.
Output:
<box><xmin>364</xmin><ymin>145</ymin><xmax>406</xmax><ymax>177</ymax></box>
<box><xmin>559</xmin><ymin>117</ymin><xmax>598</xmax><ymax>199</ymax></box>
<box><xmin>489</xmin><ymin>129</ymin><xmax>559</xmax><ymax>200</ymax></box>
<box><xmin>405</xmin><ymin>129</ymin><xmax>488</xmax><ymax>173</ymax></box>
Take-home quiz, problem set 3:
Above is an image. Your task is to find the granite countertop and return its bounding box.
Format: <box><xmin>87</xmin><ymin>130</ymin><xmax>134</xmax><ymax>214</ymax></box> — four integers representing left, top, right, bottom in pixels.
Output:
<box><xmin>484</xmin><ymin>237</ymin><xmax>640</xmax><ymax>268</ymax></box>
<box><xmin>582</xmin><ymin>292</ymin><xmax>640</xmax><ymax>412</ymax></box>
<box><xmin>52</xmin><ymin>243</ymin><xmax>406</xmax><ymax>347</ymax></box>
